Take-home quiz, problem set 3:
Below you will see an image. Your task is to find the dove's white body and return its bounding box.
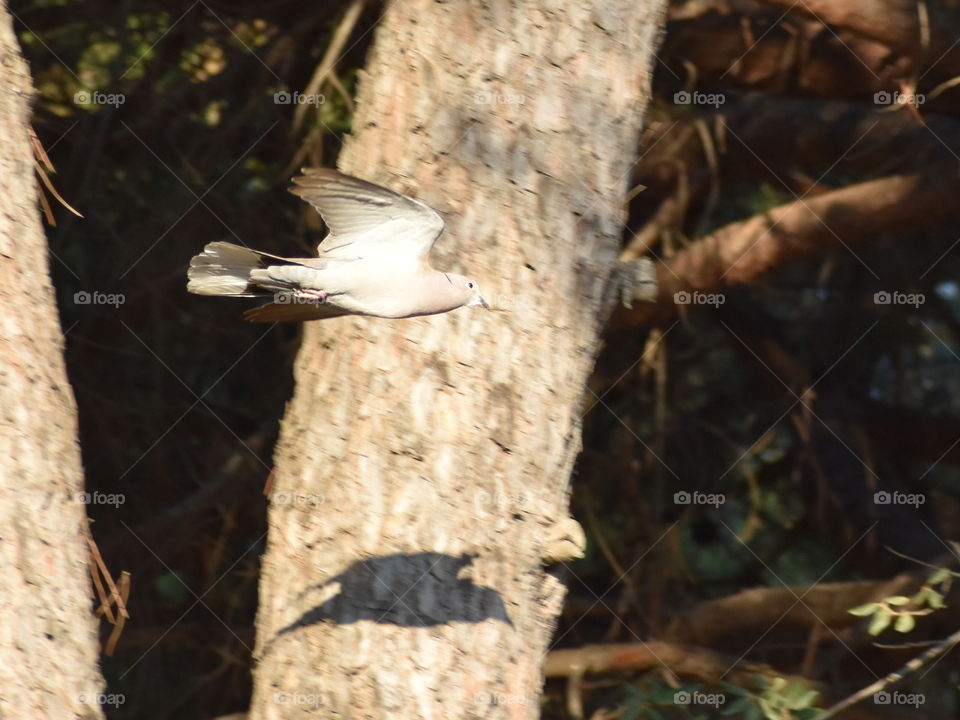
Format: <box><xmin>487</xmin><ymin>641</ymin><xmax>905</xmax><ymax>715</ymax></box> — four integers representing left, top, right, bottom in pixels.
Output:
<box><xmin>255</xmin><ymin>260</ymin><xmax>475</xmax><ymax>318</ymax></box>
<box><xmin>187</xmin><ymin>169</ymin><xmax>487</xmax><ymax>322</ymax></box>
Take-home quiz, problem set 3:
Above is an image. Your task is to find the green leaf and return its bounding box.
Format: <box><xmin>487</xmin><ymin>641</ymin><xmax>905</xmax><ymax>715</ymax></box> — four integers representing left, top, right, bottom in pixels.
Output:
<box><xmin>894</xmin><ymin>613</ymin><xmax>916</xmax><ymax>633</ymax></box>
<box><xmin>928</xmin><ymin>591</ymin><xmax>946</xmax><ymax>609</ymax></box>
<box><xmin>885</xmin><ymin>595</ymin><xmax>911</xmax><ymax>606</ymax></box>
<box><xmin>783</xmin><ymin>686</ymin><xmax>819</xmax><ymax>709</ymax></box>
<box><xmin>848</xmin><ymin>602</ymin><xmax>878</xmax><ymax>616</ymax></box>
<box><xmin>928</xmin><ymin>568</ymin><xmax>951</xmax><ymax>584</ymax></box>
<box><xmin>868</xmin><ymin>608</ymin><xmax>892</xmax><ymax>636</ymax></box>
<box><xmin>758</xmin><ymin>697</ymin><xmax>779</xmax><ymax>720</ymax></box>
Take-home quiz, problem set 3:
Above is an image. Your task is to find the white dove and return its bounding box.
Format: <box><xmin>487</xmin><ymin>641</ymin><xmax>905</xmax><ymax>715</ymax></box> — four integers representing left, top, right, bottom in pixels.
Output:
<box><xmin>187</xmin><ymin>169</ymin><xmax>488</xmax><ymax>322</ymax></box>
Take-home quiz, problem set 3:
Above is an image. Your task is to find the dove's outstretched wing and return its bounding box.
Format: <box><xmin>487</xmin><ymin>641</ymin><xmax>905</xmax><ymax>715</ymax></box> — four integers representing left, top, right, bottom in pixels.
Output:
<box><xmin>289</xmin><ymin>169</ymin><xmax>445</xmax><ymax>270</ymax></box>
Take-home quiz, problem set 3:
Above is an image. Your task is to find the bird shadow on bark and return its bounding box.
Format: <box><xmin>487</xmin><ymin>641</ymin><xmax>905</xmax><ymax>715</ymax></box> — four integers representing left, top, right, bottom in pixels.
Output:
<box><xmin>273</xmin><ymin>553</ymin><xmax>512</xmax><ymax>640</ymax></box>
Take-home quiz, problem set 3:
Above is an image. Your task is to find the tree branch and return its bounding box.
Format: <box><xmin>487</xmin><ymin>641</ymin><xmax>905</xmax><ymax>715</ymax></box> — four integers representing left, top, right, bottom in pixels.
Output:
<box><xmin>615</xmin><ymin>173</ymin><xmax>960</xmax><ymax>329</ymax></box>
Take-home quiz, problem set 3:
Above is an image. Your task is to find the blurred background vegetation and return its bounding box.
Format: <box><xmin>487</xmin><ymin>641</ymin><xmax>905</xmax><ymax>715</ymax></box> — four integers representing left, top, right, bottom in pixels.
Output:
<box><xmin>13</xmin><ymin>0</ymin><xmax>960</xmax><ymax>717</ymax></box>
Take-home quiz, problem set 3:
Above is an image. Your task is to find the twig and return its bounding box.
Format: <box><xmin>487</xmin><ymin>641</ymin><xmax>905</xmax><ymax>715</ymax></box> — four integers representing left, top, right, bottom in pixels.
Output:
<box><xmin>104</xmin><ymin>572</ymin><xmax>131</xmax><ymax>656</ymax></box>
<box><xmin>87</xmin><ymin>534</ymin><xmax>131</xmax><ymax>655</ymax></box>
<box><xmin>817</xmin><ymin>627</ymin><xmax>960</xmax><ymax>719</ymax></box>
<box><xmin>31</xmin><ymin>126</ymin><xmax>83</xmax><ymax>222</ymax></box>
<box><xmin>291</xmin><ymin>0</ymin><xmax>365</xmax><ymax>134</ymax></box>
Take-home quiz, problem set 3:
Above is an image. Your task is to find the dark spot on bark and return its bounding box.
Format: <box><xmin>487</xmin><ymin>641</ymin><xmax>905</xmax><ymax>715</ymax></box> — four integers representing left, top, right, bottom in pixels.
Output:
<box><xmin>423</xmin><ymin>352</ymin><xmax>451</xmax><ymax>386</ymax></box>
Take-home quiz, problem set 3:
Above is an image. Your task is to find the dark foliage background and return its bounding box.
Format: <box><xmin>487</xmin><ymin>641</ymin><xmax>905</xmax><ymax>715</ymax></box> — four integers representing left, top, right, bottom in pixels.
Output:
<box><xmin>13</xmin><ymin>0</ymin><xmax>960</xmax><ymax>718</ymax></box>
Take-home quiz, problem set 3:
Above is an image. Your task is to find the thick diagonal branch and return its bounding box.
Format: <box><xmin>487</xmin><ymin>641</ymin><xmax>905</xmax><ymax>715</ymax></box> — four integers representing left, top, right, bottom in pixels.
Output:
<box><xmin>616</xmin><ymin>173</ymin><xmax>960</xmax><ymax>329</ymax></box>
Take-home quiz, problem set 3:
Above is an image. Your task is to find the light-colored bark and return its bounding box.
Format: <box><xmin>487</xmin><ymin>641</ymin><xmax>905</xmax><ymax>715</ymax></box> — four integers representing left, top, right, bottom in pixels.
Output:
<box><xmin>251</xmin><ymin>1</ymin><xmax>666</xmax><ymax>718</ymax></box>
<box><xmin>0</xmin><ymin>5</ymin><xmax>106</xmax><ymax>719</ymax></box>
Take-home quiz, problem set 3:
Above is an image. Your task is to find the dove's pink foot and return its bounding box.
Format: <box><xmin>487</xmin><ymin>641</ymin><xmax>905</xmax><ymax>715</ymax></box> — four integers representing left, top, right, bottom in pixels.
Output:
<box><xmin>299</xmin><ymin>289</ymin><xmax>328</xmax><ymax>303</ymax></box>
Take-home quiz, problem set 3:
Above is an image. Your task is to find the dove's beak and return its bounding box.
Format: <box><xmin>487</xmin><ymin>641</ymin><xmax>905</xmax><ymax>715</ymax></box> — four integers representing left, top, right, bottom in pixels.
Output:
<box><xmin>479</xmin><ymin>295</ymin><xmax>490</xmax><ymax>310</ymax></box>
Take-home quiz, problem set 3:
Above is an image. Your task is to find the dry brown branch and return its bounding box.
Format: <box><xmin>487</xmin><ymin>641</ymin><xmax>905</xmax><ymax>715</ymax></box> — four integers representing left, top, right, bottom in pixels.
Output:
<box><xmin>545</xmin><ymin>640</ymin><xmax>805</xmax><ymax>689</ymax></box>
<box><xmin>634</xmin><ymin>97</ymin><xmax>960</xmax><ymax>215</ymax></box>
<box><xmin>755</xmin><ymin>0</ymin><xmax>960</xmax><ymax>77</ymax></box>
<box><xmin>30</xmin><ymin>126</ymin><xmax>82</xmax><ymax>224</ymax></box>
<box><xmin>663</xmin><ymin>573</ymin><xmax>919</xmax><ymax>647</ymax></box>
<box><xmin>661</xmin><ymin>10</ymin><xmax>906</xmax><ymax>97</ymax></box>
<box><xmin>818</xmin><ymin>625</ymin><xmax>960</xmax><ymax>719</ymax></box>
<box><xmin>546</xmin><ymin>640</ymin><xmax>926</xmax><ymax>719</ymax></box>
<box><xmin>103</xmin><ymin>572</ymin><xmax>130</xmax><ymax>657</ymax></box>
<box><xmin>291</xmin><ymin>0</ymin><xmax>366</xmax><ymax>134</ymax></box>
<box><xmin>615</xmin><ymin>172</ymin><xmax>960</xmax><ymax>330</ymax></box>
<box><xmin>87</xmin><ymin>535</ymin><xmax>130</xmax><ymax>655</ymax></box>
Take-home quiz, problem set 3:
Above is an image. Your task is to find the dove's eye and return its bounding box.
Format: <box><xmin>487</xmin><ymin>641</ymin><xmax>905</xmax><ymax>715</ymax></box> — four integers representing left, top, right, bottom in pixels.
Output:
<box><xmin>467</xmin><ymin>282</ymin><xmax>475</xmax><ymax>289</ymax></box>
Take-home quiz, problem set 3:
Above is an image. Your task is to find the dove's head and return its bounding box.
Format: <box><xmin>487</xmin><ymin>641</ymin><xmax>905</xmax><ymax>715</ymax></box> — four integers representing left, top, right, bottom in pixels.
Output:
<box><xmin>448</xmin><ymin>273</ymin><xmax>489</xmax><ymax>310</ymax></box>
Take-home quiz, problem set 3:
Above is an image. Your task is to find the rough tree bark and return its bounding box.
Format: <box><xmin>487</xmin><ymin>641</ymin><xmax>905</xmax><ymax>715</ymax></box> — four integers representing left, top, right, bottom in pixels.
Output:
<box><xmin>0</xmin><ymin>6</ymin><xmax>106</xmax><ymax>720</ymax></box>
<box><xmin>251</xmin><ymin>1</ymin><xmax>667</xmax><ymax>718</ymax></box>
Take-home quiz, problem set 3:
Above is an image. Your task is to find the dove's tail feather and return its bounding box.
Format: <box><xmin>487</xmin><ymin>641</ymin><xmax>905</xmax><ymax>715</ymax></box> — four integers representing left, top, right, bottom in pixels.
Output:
<box><xmin>187</xmin><ymin>241</ymin><xmax>283</xmax><ymax>296</ymax></box>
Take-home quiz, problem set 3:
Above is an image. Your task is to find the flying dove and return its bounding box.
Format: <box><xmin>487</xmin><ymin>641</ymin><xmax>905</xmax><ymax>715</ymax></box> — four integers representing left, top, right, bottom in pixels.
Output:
<box><xmin>187</xmin><ymin>169</ymin><xmax>488</xmax><ymax>322</ymax></box>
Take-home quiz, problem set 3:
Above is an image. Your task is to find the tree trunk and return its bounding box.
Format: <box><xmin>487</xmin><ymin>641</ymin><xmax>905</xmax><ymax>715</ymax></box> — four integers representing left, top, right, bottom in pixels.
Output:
<box><xmin>0</xmin><ymin>6</ymin><xmax>106</xmax><ymax>720</ymax></box>
<box><xmin>251</xmin><ymin>1</ymin><xmax>666</xmax><ymax>718</ymax></box>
